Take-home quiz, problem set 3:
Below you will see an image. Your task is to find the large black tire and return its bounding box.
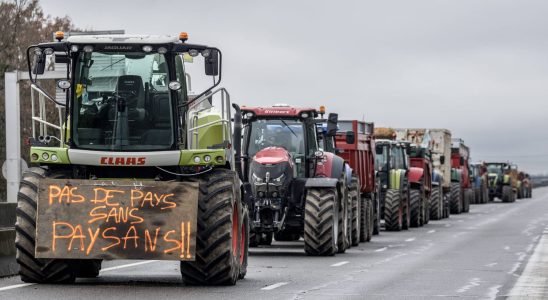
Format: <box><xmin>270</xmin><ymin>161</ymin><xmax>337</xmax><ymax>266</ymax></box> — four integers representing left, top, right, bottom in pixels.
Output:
<box><xmin>402</xmin><ymin>189</ymin><xmax>410</xmax><ymax>230</ymax></box>
<box><xmin>384</xmin><ymin>189</ymin><xmax>403</xmax><ymax>231</ymax></box>
<box><xmin>238</xmin><ymin>208</ymin><xmax>249</xmax><ymax>280</ymax></box>
<box><xmin>409</xmin><ymin>189</ymin><xmax>421</xmax><ymax>227</ymax></box>
<box><xmin>359</xmin><ymin>196</ymin><xmax>367</xmax><ymax>242</ymax></box>
<box><xmin>350</xmin><ymin>177</ymin><xmax>360</xmax><ymax>247</ymax></box>
<box><xmin>423</xmin><ymin>191</ymin><xmax>430</xmax><ymax>225</ymax></box>
<box><xmin>501</xmin><ymin>185</ymin><xmax>514</xmax><ymax>203</ymax></box>
<box><xmin>304</xmin><ymin>187</ymin><xmax>338</xmax><ymax>256</ymax></box>
<box><xmin>462</xmin><ymin>189</ymin><xmax>471</xmax><ymax>213</ymax></box>
<box><xmin>16</xmin><ymin>167</ymin><xmax>100</xmax><ymax>283</ymax></box>
<box><xmin>450</xmin><ymin>183</ymin><xmax>462</xmax><ymax>214</ymax></box>
<box><xmin>365</xmin><ymin>198</ymin><xmax>373</xmax><ymax>242</ymax></box>
<box><xmin>430</xmin><ymin>186</ymin><xmax>442</xmax><ymax>220</ymax></box>
<box><xmin>180</xmin><ymin>169</ymin><xmax>242</xmax><ymax>286</ymax></box>
<box><xmin>337</xmin><ymin>179</ymin><xmax>350</xmax><ymax>253</ymax></box>
<box><xmin>372</xmin><ymin>179</ymin><xmax>381</xmax><ymax>235</ymax></box>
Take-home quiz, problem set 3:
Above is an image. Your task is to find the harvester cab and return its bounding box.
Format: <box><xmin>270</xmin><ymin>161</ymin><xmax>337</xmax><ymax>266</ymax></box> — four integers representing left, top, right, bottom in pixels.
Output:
<box><xmin>20</xmin><ymin>32</ymin><xmax>248</xmax><ymax>285</ymax></box>
<box><xmin>373</xmin><ymin>127</ymin><xmax>410</xmax><ymax>231</ymax></box>
<box><xmin>240</xmin><ymin>105</ymin><xmax>351</xmax><ymax>255</ymax></box>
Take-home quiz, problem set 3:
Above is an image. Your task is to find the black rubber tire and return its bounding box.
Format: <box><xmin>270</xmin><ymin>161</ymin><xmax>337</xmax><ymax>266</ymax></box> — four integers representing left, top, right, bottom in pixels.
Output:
<box><xmin>274</xmin><ymin>231</ymin><xmax>300</xmax><ymax>242</ymax></box>
<box><xmin>16</xmin><ymin>167</ymin><xmax>101</xmax><ymax>283</ymax></box>
<box><xmin>359</xmin><ymin>196</ymin><xmax>367</xmax><ymax>242</ymax></box>
<box><xmin>429</xmin><ymin>186</ymin><xmax>442</xmax><ymax>220</ymax></box>
<box><xmin>384</xmin><ymin>189</ymin><xmax>403</xmax><ymax>231</ymax></box>
<box><xmin>304</xmin><ymin>187</ymin><xmax>338</xmax><ymax>256</ymax></box>
<box><xmin>337</xmin><ymin>180</ymin><xmax>350</xmax><ymax>253</ymax></box>
<box><xmin>180</xmin><ymin>169</ymin><xmax>241</xmax><ymax>286</ymax></box>
<box><xmin>402</xmin><ymin>189</ymin><xmax>410</xmax><ymax>230</ymax></box>
<box><xmin>423</xmin><ymin>190</ymin><xmax>430</xmax><ymax>225</ymax></box>
<box><xmin>365</xmin><ymin>197</ymin><xmax>373</xmax><ymax>242</ymax></box>
<box><xmin>350</xmin><ymin>177</ymin><xmax>360</xmax><ymax>246</ymax></box>
<box><xmin>501</xmin><ymin>185</ymin><xmax>513</xmax><ymax>203</ymax></box>
<box><xmin>450</xmin><ymin>183</ymin><xmax>462</xmax><ymax>214</ymax></box>
<box><xmin>462</xmin><ymin>189</ymin><xmax>471</xmax><ymax>213</ymax></box>
<box><xmin>409</xmin><ymin>189</ymin><xmax>421</xmax><ymax>227</ymax></box>
<box><xmin>238</xmin><ymin>208</ymin><xmax>249</xmax><ymax>280</ymax></box>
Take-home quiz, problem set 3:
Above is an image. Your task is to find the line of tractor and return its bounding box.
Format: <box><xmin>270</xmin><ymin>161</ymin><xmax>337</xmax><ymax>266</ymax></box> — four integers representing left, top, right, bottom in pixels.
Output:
<box><xmin>14</xmin><ymin>32</ymin><xmax>533</xmax><ymax>286</ymax></box>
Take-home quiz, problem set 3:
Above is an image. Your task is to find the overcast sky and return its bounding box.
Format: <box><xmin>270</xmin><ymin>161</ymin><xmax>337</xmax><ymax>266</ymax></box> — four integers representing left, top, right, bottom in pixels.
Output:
<box><xmin>40</xmin><ymin>0</ymin><xmax>548</xmax><ymax>174</ymax></box>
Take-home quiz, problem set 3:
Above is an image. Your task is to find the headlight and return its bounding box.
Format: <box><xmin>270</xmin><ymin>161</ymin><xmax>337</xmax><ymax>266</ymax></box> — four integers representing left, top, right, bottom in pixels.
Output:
<box><xmin>273</xmin><ymin>173</ymin><xmax>285</xmax><ymax>183</ymax></box>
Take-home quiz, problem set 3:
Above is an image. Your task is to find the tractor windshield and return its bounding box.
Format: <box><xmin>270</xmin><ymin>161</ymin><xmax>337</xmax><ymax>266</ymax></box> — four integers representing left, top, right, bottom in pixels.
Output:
<box><xmin>72</xmin><ymin>51</ymin><xmax>176</xmax><ymax>151</ymax></box>
<box><xmin>246</xmin><ymin>119</ymin><xmax>306</xmax><ymax>159</ymax></box>
<box><xmin>487</xmin><ymin>164</ymin><xmax>504</xmax><ymax>175</ymax></box>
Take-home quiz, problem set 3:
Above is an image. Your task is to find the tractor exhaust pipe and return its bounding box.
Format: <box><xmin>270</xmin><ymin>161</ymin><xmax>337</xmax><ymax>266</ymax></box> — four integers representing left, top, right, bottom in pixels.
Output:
<box><xmin>232</xmin><ymin>103</ymin><xmax>243</xmax><ymax>180</ymax></box>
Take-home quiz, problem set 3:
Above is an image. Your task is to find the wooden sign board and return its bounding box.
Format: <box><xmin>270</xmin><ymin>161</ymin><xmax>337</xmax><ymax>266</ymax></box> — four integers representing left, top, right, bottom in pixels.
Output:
<box><xmin>35</xmin><ymin>179</ymin><xmax>198</xmax><ymax>261</ymax></box>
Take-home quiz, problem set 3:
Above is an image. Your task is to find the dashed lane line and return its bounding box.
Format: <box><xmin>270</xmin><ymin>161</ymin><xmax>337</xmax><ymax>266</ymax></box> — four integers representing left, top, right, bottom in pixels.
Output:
<box><xmin>331</xmin><ymin>261</ymin><xmax>349</xmax><ymax>267</ymax></box>
<box><xmin>261</xmin><ymin>282</ymin><xmax>289</xmax><ymax>290</ymax></box>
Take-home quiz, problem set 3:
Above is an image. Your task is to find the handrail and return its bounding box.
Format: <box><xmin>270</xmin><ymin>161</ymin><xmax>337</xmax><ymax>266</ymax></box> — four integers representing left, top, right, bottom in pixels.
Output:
<box><xmin>30</xmin><ymin>83</ymin><xmax>65</xmax><ymax>144</ymax></box>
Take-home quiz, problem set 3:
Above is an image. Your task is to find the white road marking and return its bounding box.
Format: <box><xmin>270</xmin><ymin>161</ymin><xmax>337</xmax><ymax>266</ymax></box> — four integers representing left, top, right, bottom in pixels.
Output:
<box><xmin>330</xmin><ymin>261</ymin><xmax>349</xmax><ymax>267</ymax></box>
<box><xmin>457</xmin><ymin>277</ymin><xmax>481</xmax><ymax>293</ymax></box>
<box><xmin>405</xmin><ymin>237</ymin><xmax>416</xmax><ymax>242</ymax></box>
<box><xmin>508</xmin><ymin>262</ymin><xmax>521</xmax><ymax>275</ymax></box>
<box><xmin>0</xmin><ymin>260</ymin><xmax>160</xmax><ymax>293</ymax></box>
<box><xmin>101</xmin><ymin>260</ymin><xmax>158</xmax><ymax>272</ymax></box>
<box><xmin>375</xmin><ymin>247</ymin><xmax>388</xmax><ymax>252</ymax></box>
<box><xmin>508</xmin><ymin>233</ymin><xmax>548</xmax><ymax>298</ymax></box>
<box><xmin>504</xmin><ymin>246</ymin><xmax>510</xmax><ymax>251</ymax></box>
<box><xmin>428</xmin><ymin>230</ymin><xmax>436</xmax><ymax>233</ymax></box>
<box><xmin>487</xmin><ymin>284</ymin><xmax>502</xmax><ymax>300</ymax></box>
<box><xmin>261</xmin><ymin>282</ymin><xmax>289</xmax><ymax>290</ymax></box>
<box><xmin>445</xmin><ymin>224</ymin><xmax>451</xmax><ymax>227</ymax></box>
<box><xmin>485</xmin><ymin>262</ymin><xmax>498</xmax><ymax>267</ymax></box>
<box><xmin>0</xmin><ymin>283</ymin><xmax>34</xmax><ymax>292</ymax></box>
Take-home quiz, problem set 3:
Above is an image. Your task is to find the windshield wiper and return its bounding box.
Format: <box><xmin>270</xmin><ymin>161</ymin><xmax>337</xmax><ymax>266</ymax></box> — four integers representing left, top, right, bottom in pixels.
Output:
<box><xmin>281</xmin><ymin>120</ymin><xmax>298</xmax><ymax>138</ymax></box>
<box><xmin>101</xmin><ymin>57</ymin><xmax>125</xmax><ymax>71</ymax></box>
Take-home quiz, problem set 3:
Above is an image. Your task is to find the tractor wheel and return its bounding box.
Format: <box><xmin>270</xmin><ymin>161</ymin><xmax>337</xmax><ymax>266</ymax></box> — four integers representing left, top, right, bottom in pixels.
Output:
<box><xmin>402</xmin><ymin>189</ymin><xmax>410</xmax><ymax>230</ymax></box>
<box><xmin>274</xmin><ymin>231</ymin><xmax>300</xmax><ymax>242</ymax></box>
<box><xmin>337</xmin><ymin>180</ymin><xmax>350</xmax><ymax>253</ymax></box>
<box><xmin>384</xmin><ymin>189</ymin><xmax>403</xmax><ymax>231</ymax></box>
<box><xmin>450</xmin><ymin>183</ymin><xmax>462</xmax><ymax>214</ymax></box>
<box><xmin>359</xmin><ymin>196</ymin><xmax>367</xmax><ymax>242</ymax></box>
<box><xmin>15</xmin><ymin>167</ymin><xmax>98</xmax><ymax>283</ymax></box>
<box><xmin>501</xmin><ymin>185</ymin><xmax>513</xmax><ymax>203</ymax></box>
<box><xmin>365</xmin><ymin>197</ymin><xmax>374</xmax><ymax>242</ymax></box>
<box><xmin>304</xmin><ymin>187</ymin><xmax>338</xmax><ymax>256</ymax></box>
<box><xmin>350</xmin><ymin>177</ymin><xmax>360</xmax><ymax>246</ymax></box>
<box><xmin>430</xmin><ymin>186</ymin><xmax>442</xmax><ymax>220</ymax></box>
<box><xmin>238</xmin><ymin>208</ymin><xmax>249</xmax><ymax>280</ymax></box>
<box><xmin>409</xmin><ymin>189</ymin><xmax>421</xmax><ymax>227</ymax></box>
<box><xmin>180</xmin><ymin>169</ymin><xmax>241</xmax><ymax>286</ymax></box>
<box><xmin>462</xmin><ymin>189</ymin><xmax>471</xmax><ymax>213</ymax></box>
<box><xmin>423</xmin><ymin>190</ymin><xmax>430</xmax><ymax>225</ymax></box>
<box><xmin>372</xmin><ymin>179</ymin><xmax>381</xmax><ymax>235</ymax></box>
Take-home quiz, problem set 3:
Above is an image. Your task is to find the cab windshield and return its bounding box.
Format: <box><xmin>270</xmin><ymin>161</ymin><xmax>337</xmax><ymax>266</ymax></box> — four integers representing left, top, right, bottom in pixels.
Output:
<box><xmin>246</xmin><ymin>119</ymin><xmax>306</xmax><ymax>159</ymax></box>
<box><xmin>375</xmin><ymin>145</ymin><xmax>388</xmax><ymax>169</ymax></box>
<box><xmin>487</xmin><ymin>164</ymin><xmax>504</xmax><ymax>174</ymax></box>
<box><xmin>72</xmin><ymin>51</ymin><xmax>178</xmax><ymax>151</ymax></box>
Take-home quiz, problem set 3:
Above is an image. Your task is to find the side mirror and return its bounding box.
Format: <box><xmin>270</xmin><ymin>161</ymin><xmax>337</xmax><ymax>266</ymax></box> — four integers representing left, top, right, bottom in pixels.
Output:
<box><xmin>405</xmin><ymin>147</ymin><xmax>411</xmax><ymax>155</ymax></box>
<box><xmin>33</xmin><ymin>52</ymin><xmax>46</xmax><ymax>75</ymax></box>
<box><xmin>345</xmin><ymin>131</ymin><xmax>355</xmax><ymax>144</ymax></box>
<box><xmin>440</xmin><ymin>155</ymin><xmax>445</xmax><ymax>165</ymax></box>
<box><xmin>204</xmin><ymin>49</ymin><xmax>219</xmax><ymax>76</ymax></box>
<box><xmin>326</xmin><ymin>113</ymin><xmax>338</xmax><ymax>136</ymax></box>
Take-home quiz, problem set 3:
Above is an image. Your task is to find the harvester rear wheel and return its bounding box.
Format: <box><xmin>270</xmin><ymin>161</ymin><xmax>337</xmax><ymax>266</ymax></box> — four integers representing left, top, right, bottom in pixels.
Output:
<box><xmin>430</xmin><ymin>186</ymin><xmax>442</xmax><ymax>220</ymax></box>
<box><xmin>350</xmin><ymin>177</ymin><xmax>360</xmax><ymax>246</ymax></box>
<box><xmin>180</xmin><ymin>169</ymin><xmax>241</xmax><ymax>285</ymax></box>
<box><xmin>384</xmin><ymin>189</ymin><xmax>403</xmax><ymax>231</ymax></box>
<box><xmin>16</xmin><ymin>167</ymin><xmax>100</xmax><ymax>283</ymax></box>
<box><xmin>304</xmin><ymin>187</ymin><xmax>338</xmax><ymax>256</ymax></box>
<box><xmin>450</xmin><ymin>183</ymin><xmax>462</xmax><ymax>214</ymax></box>
<box><xmin>409</xmin><ymin>189</ymin><xmax>421</xmax><ymax>227</ymax></box>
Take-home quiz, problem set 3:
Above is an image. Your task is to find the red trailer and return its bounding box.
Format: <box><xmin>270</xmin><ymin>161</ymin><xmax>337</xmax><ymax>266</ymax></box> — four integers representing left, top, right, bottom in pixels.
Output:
<box><xmin>335</xmin><ymin>120</ymin><xmax>379</xmax><ymax>242</ymax></box>
<box><xmin>450</xmin><ymin>138</ymin><xmax>472</xmax><ymax>213</ymax></box>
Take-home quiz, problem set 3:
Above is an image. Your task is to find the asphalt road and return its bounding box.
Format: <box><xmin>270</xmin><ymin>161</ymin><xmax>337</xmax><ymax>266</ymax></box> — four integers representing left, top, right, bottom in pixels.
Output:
<box><xmin>2</xmin><ymin>187</ymin><xmax>548</xmax><ymax>300</ymax></box>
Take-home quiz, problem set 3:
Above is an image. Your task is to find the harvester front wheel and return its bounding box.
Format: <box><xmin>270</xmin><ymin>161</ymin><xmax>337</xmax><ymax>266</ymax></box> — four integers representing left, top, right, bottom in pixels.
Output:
<box><xmin>304</xmin><ymin>187</ymin><xmax>338</xmax><ymax>256</ymax></box>
<box><xmin>501</xmin><ymin>185</ymin><xmax>514</xmax><ymax>203</ymax></box>
<box><xmin>16</xmin><ymin>167</ymin><xmax>100</xmax><ymax>283</ymax></box>
<box><xmin>384</xmin><ymin>189</ymin><xmax>403</xmax><ymax>231</ymax></box>
<box><xmin>180</xmin><ymin>169</ymin><xmax>242</xmax><ymax>285</ymax></box>
<box><xmin>450</xmin><ymin>183</ymin><xmax>462</xmax><ymax>214</ymax></box>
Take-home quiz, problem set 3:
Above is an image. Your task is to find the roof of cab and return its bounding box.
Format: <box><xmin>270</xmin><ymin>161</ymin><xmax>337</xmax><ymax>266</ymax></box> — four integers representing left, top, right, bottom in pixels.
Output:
<box><xmin>67</xmin><ymin>35</ymin><xmax>181</xmax><ymax>44</ymax></box>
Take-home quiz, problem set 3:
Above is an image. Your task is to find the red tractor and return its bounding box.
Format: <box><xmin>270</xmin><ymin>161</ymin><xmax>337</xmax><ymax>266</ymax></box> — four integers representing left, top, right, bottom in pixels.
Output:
<box><xmin>450</xmin><ymin>138</ymin><xmax>472</xmax><ymax>213</ymax></box>
<box><xmin>239</xmin><ymin>105</ymin><xmax>352</xmax><ymax>255</ymax></box>
<box><xmin>334</xmin><ymin>120</ymin><xmax>378</xmax><ymax>241</ymax></box>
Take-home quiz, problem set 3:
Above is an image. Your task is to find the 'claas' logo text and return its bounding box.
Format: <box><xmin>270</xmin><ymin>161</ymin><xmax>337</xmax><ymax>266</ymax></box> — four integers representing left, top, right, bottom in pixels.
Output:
<box><xmin>100</xmin><ymin>157</ymin><xmax>146</xmax><ymax>165</ymax></box>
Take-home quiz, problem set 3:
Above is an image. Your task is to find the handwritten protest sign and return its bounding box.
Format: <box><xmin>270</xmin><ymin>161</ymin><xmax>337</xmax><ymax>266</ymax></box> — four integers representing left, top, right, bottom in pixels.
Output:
<box><xmin>35</xmin><ymin>179</ymin><xmax>198</xmax><ymax>261</ymax></box>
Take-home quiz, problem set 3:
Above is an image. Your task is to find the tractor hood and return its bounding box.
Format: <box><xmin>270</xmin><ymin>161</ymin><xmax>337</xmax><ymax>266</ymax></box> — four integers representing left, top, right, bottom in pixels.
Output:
<box><xmin>249</xmin><ymin>147</ymin><xmax>294</xmax><ymax>198</ymax></box>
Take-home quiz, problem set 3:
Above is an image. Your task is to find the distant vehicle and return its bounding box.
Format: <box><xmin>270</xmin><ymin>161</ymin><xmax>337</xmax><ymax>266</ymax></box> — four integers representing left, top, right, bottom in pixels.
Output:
<box><xmin>486</xmin><ymin>162</ymin><xmax>516</xmax><ymax>202</ymax></box>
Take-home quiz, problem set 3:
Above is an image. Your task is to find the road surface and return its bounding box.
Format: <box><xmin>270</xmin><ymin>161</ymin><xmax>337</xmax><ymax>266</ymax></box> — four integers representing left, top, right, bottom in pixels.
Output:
<box><xmin>1</xmin><ymin>187</ymin><xmax>548</xmax><ymax>299</ymax></box>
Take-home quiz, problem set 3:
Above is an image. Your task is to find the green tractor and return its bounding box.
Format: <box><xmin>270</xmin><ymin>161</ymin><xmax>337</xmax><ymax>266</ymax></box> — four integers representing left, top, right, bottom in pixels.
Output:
<box><xmin>17</xmin><ymin>32</ymin><xmax>248</xmax><ymax>285</ymax></box>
